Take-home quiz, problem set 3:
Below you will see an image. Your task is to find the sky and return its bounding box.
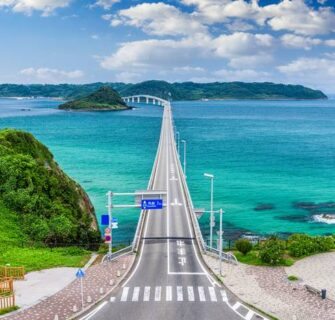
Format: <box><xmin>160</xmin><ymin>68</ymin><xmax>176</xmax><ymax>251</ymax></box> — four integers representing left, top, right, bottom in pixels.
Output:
<box><xmin>0</xmin><ymin>0</ymin><xmax>335</xmax><ymax>93</ymax></box>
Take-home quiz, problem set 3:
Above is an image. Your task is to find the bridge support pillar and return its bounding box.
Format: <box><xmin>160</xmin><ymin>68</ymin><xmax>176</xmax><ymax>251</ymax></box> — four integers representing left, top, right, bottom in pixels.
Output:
<box><xmin>132</xmin><ymin>97</ymin><xmax>135</xmax><ymax>103</ymax></box>
<box><xmin>137</xmin><ymin>97</ymin><xmax>140</xmax><ymax>103</ymax></box>
<box><xmin>146</xmin><ymin>97</ymin><xmax>149</xmax><ymax>104</ymax></box>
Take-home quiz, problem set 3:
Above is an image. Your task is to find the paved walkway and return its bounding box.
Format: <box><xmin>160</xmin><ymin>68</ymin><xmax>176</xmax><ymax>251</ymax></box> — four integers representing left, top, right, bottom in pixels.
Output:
<box><xmin>2</xmin><ymin>254</ymin><xmax>134</xmax><ymax>320</ymax></box>
<box><xmin>204</xmin><ymin>253</ymin><xmax>335</xmax><ymax>320</ymax></box>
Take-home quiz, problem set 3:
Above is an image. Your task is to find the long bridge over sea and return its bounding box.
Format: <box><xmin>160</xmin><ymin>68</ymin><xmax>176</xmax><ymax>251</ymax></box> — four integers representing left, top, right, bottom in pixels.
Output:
<box><xmin>80</xmin><ymin>95</ymin><xmax>267</xmax><ymax>320</ymax></box>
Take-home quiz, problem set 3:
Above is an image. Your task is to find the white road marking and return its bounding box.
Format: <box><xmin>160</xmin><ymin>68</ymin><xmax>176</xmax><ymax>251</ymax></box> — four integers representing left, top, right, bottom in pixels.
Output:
<box><xmin>208</xmin><ymin>287</ymin><xmax>217</xmax><ymax>302</ymax></box>
<box><xmin>187</xmin><ymin>286</ymin><xmax>195</xmax><ymax>302</ymax></box>
<box><xmin>178</xmin><ymin>257</ymin><xmax>187</xmax><ymax>266</ymax></box>
<box><xmin>143</xmin><ymin>286</ymin><xmax>150</xmax><ymax>302</ymax></box>
<box><xmin>120</xmin><ymin>287</ymin><xmax>129</xmax><ymax>302</ymax></box>
<box><xmin>176</xmin><ymin>240</ymin><xmax>184</xmax><ymax>247</ymax></box>
<box><xmin>155</xmin><ymin>286</ymin><xmax>162</xmax><ymax>301</ymax></box>
<box><xmin>177</xmin><ymin>248</ymin><xmax>186</xmax><ymax>255</ymax></box>
<box><xmin>198</xmin><ymin>286</ymin><xmax>206</xmax><ymax>302</ymax></box>
<box><xmin>132</xmin><ymin>287</ymin><xmax>140</xmax><ymax>302</ymax></box>
<box><xmin>79</xmin><ymin>301</ymin><xmax>108</xmax><ymax>320</ymax></box>
<box><xmin>245</xmin><ymin>310</ymin><xmax>255</xmax><ymax>320</ymax></box>
<box><xmin>166</xmin><ymin>286</ymin><xmax>172</xmax><ymax>301</ymax></box>
<box><xmin>220</xmin><ymin>290</ymin><xmax>228</xmax><ymax>302</ymax></box>
<box><xmin>177</xmin><ymin>286</ymin><xmax>183</xmax><ymax>301</ymax></box>
<box><xmin>171</xmin><ymin>198</ymin><xmax>182</xmax><ymax>206</ymax></box>
<box><xmin>110</xmin><ymin>297</ymin><xmax>115</xmax><ymax>303</ymax></box>
<box><xmin>232</xmin><ymin>301</ymin><xmax>241</xmax><ymax>311</ymax></box>
<box><xmin>169</xmin><ymin>176</ymin><xmax>178</xmax><ymax>181</ymax></box>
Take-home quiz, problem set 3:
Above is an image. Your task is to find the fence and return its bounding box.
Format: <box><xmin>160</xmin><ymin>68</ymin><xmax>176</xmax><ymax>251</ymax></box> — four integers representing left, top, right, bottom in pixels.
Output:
<box><xmin>0</xmin><ymin>278</ymin><xmax>13</xmax><ymax>295</ymax></box>
<box><xmin>0</xmin><ymin>266</ymin><xmax>25</xmax><ymax>280</ymax></box>
<box><xmin>0</xmin><ymin>294</ymin><xmax>15</xmax><ymax>310</ymax></box>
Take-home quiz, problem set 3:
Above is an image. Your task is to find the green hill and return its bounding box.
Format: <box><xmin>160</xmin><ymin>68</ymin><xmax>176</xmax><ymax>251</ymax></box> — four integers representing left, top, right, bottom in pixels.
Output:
<box><xmin>59</xmin><ymin>86</ymin><xmax>130</xmax><ymax>111</ymax></box>
<box><xmin>0</xmin><ymin>129</ymin><xmax>101</xmax><ymax>254</ymax></box>
<box><xmin>0</xmin><ymin>81</ymin><xmax>327</xmax><ymax>100</ymax></box>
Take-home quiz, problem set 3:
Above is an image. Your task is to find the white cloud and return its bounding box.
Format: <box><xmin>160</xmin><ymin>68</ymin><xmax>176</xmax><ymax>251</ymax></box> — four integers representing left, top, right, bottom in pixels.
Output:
<box><xmin>325</xmin><ymin>39</ymin><xmax>335</xmax><ymax>47</ymax></box>
<box><xmin>91</xmin><ymin>0</ymin><xmax>119</xmax><ymax>10</ymax></box>
<box><xmin>106</xmin><ymin>2</ymin><xmax>207</xmax><ymax>36</ymax></box>
<box><xmin>214</xmin><ymin>68</ymin><xmax>270</xmax><ymax>82</ymax></box>
<box><xmin>278</xmin><ymin>57</ymin><xmax>335</xmax><ymax>91</ymax></box>
<box><xmin>0</xmin><ymin>0</ymin><xmax>71</xmax><ymax>16</ymax></box>
<box><xmin>20</xmin><ymin>67</ymin><xmax>84</xmax><ymax>83</ymax></box>
<box><xmin>91</xmin><ymin>34</ymin><xmax>100</xmax><ymax>40</ymax></box>
<box><xmin>281</xmin><ymin>34</ymin><xmax>322</xmax><ymax>50</ymax></box>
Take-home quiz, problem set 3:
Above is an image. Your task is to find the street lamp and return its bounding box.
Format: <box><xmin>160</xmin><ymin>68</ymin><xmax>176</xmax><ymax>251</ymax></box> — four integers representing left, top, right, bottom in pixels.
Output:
<box><xmin>181</xmin><ymin>140</ymin><xmax>186</xmax><ymax>178</ymax></box>
<box><xmin>219</xmin><ymin>208</ymin><xmax>223</xmax><ymax>276</ymax></box>
<box><xmin>204</xmin><ymin>173</ymin><xmax>214</xmax><ymax>249</ymax></box>
<box><xmin>176</xmin><ymin>131</ymin><xmax>180</xmax><ymax>156</ymax></box>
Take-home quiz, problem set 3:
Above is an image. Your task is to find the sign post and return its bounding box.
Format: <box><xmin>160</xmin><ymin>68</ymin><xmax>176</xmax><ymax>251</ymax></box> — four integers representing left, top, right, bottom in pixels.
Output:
<box><xmin>76</xmin><ymin>268</ymin><xmax>85</xmax><ymax>310</ymax></box>
<box><xmin>107</xmin><ymin>191</ymin><xmax>113</xmax><ymax>258</ymax></box>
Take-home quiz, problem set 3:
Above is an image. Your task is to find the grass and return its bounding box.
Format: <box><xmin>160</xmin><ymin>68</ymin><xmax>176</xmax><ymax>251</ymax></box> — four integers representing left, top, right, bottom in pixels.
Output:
<box><xmin>0</xmin><ymin>306</ymin><xmax>19</xmax><ymax>315</ymax></box>
<box><xmin>288</xmin><ymin>275</ymin><xmax>299</xmax><ymax>281</ymax></box>
<box><xmin>0</xmin><ymin>202</ymin><xmax>91</xmax><ymax>273</ymax></box>
<box><xmin>233</xmin><ymin>250</ymin><xmax>294</xmax><ymax>267</ymax></box>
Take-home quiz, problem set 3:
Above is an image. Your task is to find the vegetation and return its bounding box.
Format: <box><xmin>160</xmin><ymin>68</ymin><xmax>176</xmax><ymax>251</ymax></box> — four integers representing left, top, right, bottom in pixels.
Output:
<box><xmin>0</xmin><ymin>129</ymin><xmax>101</xmax><ymax>271</ymax></box>
<box><xmin>233</xmin><ymin>234</ymin><xmax>335</xmax><ymax>267</ymax></box>
<box><xmin>235</xmin><ymin>239</ymin><xmax>252</xmax><ymax>255</ymax></box>
<box><xmin>59</xmin><ymin>86</ymin><xmax>130</xmax><ymax>111</ymax></box>
<box><xmin>0</xmin><ymin>81</ymin><xmax>327</xmax><ymax>100</ymax></box>
<box><xmin>287</xmin><ymin>275</ymin><xmax>299</xmax><ymax>281</ymax></box>
<box><xmin>0</xmin><ymin>306</ymin><xmax>19</xmax><ymax>316</ymax></box>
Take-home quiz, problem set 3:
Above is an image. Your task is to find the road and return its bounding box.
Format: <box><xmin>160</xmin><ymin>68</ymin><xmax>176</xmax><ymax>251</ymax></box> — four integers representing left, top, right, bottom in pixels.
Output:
<box><xmin>80</xmin><ymin>102</ymin><xmax>265</xmax><ymax>320</ymax></box>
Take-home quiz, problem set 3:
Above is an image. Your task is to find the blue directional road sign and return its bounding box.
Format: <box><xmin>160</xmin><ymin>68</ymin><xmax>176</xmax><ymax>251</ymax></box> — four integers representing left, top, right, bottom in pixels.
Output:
<box><xmin>76</xmin><ymin>268</ymin><xmax>85</xmax><ymax>278</ymax></box>
<box><xmin>101</xmin><ymin>214</ymin><xmax>109</xmax><ymax>225</ymax></box>
<box><xmin>141</xmin><ymin>199</ymin><xmax>163</xmax><ymax>210</ymax></box>
<box><xmin>112</xmin><ymin>217</ymin><xmax>118</xmax><ymax>223</ymax></box>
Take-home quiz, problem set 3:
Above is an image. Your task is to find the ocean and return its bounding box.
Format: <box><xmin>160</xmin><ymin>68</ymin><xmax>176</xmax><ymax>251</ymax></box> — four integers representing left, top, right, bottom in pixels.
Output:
<box><xmin>1</xmin><ymin>97</ymin><xmax>335</xmax><ymax>245</ymax></box>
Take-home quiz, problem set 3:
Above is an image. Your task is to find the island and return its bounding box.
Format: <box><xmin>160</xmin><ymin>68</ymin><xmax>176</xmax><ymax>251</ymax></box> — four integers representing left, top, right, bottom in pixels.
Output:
<box><xmin>0</xmin><ymin>81</ymin><xmax>327</xmax><ymax>101</ymax></box>
<box><xmin>58</xmin><ymin>86</ymin><xmax>130</xmax><ymax>111</ymax></box>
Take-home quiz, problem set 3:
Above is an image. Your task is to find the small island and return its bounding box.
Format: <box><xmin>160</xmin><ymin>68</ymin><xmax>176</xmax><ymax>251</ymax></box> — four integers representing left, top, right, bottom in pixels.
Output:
<box><xmin>59</xmin><ymin>86</ymin><xmax>130</xmax><ymax>111</ymax></box>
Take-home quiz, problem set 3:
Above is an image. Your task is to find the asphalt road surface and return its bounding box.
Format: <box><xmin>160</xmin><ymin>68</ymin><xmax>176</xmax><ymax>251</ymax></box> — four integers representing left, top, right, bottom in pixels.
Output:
<box><xmin>80</xmin><ymin>103</ymin><xmax>266</xmax><ymax>320</ymax></box>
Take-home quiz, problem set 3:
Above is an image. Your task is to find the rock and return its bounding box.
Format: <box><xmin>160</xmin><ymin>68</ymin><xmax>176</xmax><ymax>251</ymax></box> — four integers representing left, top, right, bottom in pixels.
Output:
<box><xmin>254</xmin><ymin>204</ymin><xmax>275</xmax><ymax>211</ymax></box>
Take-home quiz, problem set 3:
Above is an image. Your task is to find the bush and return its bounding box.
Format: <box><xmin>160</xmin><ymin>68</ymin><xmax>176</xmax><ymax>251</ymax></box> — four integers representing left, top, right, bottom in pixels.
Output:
<box><xmin>259</xmin><ymin>237</ymin><xmax>285</xmax><ymax>265</ymax></box>
<box><xmin>235</xmin><ymin>239</ymin><xmax>252</xmax><ymax>255</ymax></box>
<box><xmin>288</xmin><ymin>275</ymin><xmax>299</xmax><ymax>281</ymax></box>
<box><xmin>288</xmin><ymin>234</ymin><xmax>334</xmax><ymax>258</ymax></box>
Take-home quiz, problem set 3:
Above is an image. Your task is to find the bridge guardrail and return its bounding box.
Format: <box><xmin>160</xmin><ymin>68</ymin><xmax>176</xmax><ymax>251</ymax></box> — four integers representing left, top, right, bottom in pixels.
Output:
<box><xmin>205</xmin><ymin>245</ymin><xmax>238</xmax><ymax>265</ymax></box>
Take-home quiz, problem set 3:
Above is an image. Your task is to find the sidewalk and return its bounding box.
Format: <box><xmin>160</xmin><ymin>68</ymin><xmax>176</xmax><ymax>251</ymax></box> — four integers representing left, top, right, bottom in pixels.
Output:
<box><xmin>2</xmin><ymin>254</ymin><xmax>134</xmax><ymax>320</ymax></box>
<box><xmin>204</xmin><ymin>254</ymin><xmax>335</xmax><ymax>320</ymax></box>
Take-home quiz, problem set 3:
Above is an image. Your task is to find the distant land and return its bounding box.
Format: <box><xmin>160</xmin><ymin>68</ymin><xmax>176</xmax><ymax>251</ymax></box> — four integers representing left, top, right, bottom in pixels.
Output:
<box><xmin>0</xmin><ymin>80</ymin><xmax>327</xmax><ymax>100</ymax></box>
<box><xmin>59</xmin><ymin>86</ymin><xmax>130</xmax><ymax>111</ymax></box>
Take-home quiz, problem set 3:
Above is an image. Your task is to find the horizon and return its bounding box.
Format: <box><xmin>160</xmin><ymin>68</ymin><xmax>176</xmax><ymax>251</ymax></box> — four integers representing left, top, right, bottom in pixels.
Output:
<box><xmin>0</xmin><ymin>0</ymin><xmax>335</xmax><ymax>93</ymax></box>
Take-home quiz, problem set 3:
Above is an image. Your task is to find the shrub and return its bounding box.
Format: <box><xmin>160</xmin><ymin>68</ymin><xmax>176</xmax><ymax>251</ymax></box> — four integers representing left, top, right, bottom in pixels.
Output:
<box><xmin>259</xmin><ymin>237</ymin><xmax>285</xmax><ymax>265</ymax></box>
<box><xmin>314</xmin><ymin>236</ymin><xmax>334</xmax><ymax>252</ymax></box>
<box><xmin>288</xmin><ymin>275</ymin><xmax>299</xmax><ymax>281</ymax></box>
<box><xmin>235</xmin><ymin>239</ymin><xmax>253</xmax><ymax>255</ymax></box>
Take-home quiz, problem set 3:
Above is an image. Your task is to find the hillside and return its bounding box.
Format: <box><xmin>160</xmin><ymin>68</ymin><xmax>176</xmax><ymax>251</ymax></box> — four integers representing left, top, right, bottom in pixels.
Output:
<box><xmin>0</xmin><ymin>81</ymin><xmax>327</xmax><ymax>100</ymax></box>
<box><xmin>59</xmin><ymin>86</ymin><xmax>130</xmax><ymax>111</ymax></box>
<box><xmin>0</xmin><ymin>129</ymin><xmax>101</xmax><ymax>248</ymax></box>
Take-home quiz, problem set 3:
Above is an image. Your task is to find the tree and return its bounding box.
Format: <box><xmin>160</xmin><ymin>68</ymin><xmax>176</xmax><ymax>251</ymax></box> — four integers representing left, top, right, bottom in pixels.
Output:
<box><xmin>235</xmin><ymin>239</ymin><xmax>252</xmax><ymax>255</ymax></box>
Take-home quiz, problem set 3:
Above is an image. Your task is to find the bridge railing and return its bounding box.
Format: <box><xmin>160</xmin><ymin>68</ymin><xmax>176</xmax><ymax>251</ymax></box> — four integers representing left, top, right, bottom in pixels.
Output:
<box><xmin>122</xmin><ymin>95</ymin><xmax>169</xmax><ymax>107</ymax></box>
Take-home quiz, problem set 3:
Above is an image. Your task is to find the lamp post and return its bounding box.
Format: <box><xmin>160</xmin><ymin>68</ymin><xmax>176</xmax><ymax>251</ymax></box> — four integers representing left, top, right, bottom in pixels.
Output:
<box><xmin>181</xmin><ymin>140</ymin><xmax>186</xmax><ymax>178</ymax></box>
<box><xmin>176</xmin><ymin>131</ymin><xmax>180</xmax><ymax>156</ymax></box>
<box><xmin>219</xmin><ymin>208</ymin><xmax>223</xmax><ymax>276</ymax></box>
<box><xmin>107</xmin><ymin>191</ymin><xmax>113</xmax><ymax>258</ymax></box>
<box><xmin>204</xmin><ymin>173</ymin><xmax>214</xmax><ymax>249</ymax></box>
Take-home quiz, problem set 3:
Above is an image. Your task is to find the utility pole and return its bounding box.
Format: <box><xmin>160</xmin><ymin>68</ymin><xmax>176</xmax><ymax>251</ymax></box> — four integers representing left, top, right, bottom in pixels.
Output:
<box><xmin>204</xmin><ymin>173</ymin><xmax>214</xmax><ymax>249</ymax></box>
<box><xmin>219</xmin><ymin>208</ymin><xmax>223</xmax><ymax>276</ymax></box>
<box><xmin>107</xmin><ymin>191</ymin><xmax>113</xmax><ymax>258</ymax></box>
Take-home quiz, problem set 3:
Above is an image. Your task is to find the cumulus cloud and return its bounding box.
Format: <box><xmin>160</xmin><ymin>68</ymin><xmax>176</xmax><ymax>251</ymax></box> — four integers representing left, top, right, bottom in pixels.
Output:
<box><xmin>91</xmin><ymin>0</ymin><xmax>119</xmax><ymax>10</ymax></box>
<box><xmin>278</xmin><ymin>57</ymin><xmax>335</xmax><ymax>91</ymax></box>
<box><xmin>20</xmin><ymin>67</ymin><xmax>84</xmax><ymax>83</ymax></box>
<box><xmin>213</xmin><ymin>68</ymin><xmax>270</xmax><ymax>82</ymax></box>
<box><xmin>0</xmin><ymin>0</ymin><xmax>71</xmax><ymax>16</ymax></box>
<box><xmin>281</xmin><ymin>34</ymin><xmax>322</xmax><ymax>50</ymax></box>
<box><xmin>107</xmin><ymin>2</ymin><xmax>207</xmax><ymax>36</ymax></box>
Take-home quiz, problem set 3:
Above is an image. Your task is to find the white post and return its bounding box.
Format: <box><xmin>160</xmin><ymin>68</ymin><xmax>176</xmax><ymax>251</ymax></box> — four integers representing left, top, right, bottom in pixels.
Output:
<box><xmin>107</xmin><ymin>191</ymin><xmax>113</xmax><ymax>257</ymax></box>
<box><xmin>219</xmin><ymin>208</ymin><xmax>223</xmax><ymax>276</ymax></box>
<box><xmin>182</xmin><ymin>140</ymin><xmax>186</xmax><ymax>178</ymax></box>
<box><xmin>80</xmin><ymin>277</ymin><xmax>84</xmax><ymax>310</ymax></box>
<box><xmin>204</xmin><ymin>173</ymin><xmax>214</xmax><ymax>249</ymax></box>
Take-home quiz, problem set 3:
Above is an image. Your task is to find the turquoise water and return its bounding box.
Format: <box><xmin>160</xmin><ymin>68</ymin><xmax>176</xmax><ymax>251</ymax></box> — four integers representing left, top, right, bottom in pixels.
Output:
<box><xmin>1</xmin><ymin>98</ymin><xmax>335</xmax><ymax>244</ymax></box>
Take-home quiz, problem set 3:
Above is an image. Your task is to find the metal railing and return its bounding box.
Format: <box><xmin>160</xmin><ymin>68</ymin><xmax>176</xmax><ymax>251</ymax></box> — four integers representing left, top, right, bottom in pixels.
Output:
<box><xmin>102</xmin><ymin>245</ymin><xmax>133</xmax><ymax>263</ymax></box>
<box><xmin>205</xmin><ymin>246</ymin><xmax>238</xmax><ymax>265</ymax></box>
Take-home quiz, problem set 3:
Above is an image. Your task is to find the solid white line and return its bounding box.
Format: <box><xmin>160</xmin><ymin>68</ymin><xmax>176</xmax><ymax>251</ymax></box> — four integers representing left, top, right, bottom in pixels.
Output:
<box><xmin>143</xmin><ymin>286</ymin><xmax>150</xmax><ymax>302</ymax></box>
<box><xmin>208</xmin><ymin>287</ymin><xmax>217</xmax><ymax>302</ymax></box>
<box><xmin>177</xmin><ymin>286</ymin><xmax>183</xmax><ymax>301</ymax></box>
<box><xmin>79</xmin><ymin>301</ymin><xmax>108</xmax><ymax>320</ymax></box>
<box><xmin>187</xmin><ymin>286</ymin><xmax>195</xmax><ymax>302</ymax></box>
<box><xmin>166</xmin><ymin>286</ymin><xmax>172</xmax><ymax>301</ymax></box>
<box><xmin>220</xmin><ymin>290</ymin><xmax>228</xmax><ymax>302</ymax></box>
<box><xmin>168</xmin><ymin>272</ymin><xmax>206</xmax><ymax>275</ymax></box>
<box><xmin>232</xmin><ymin>301</ymin><xmax>241</xmax><ymax>311</ymax></box>
<box><xmin>198</xmin><ymin>286</ymin><xmax>206</xmax><ymax>302</ymax></box>
<box><xmin>166</xmin><ymin>109</ymin><xmax>171</xmax><ymax>275</ymax></box>
<box><xmin>245</xmin><ymin>310</ymin><xmax>255</xmax><ymax>320</ymax></box>
<box><xmin>155</xmin><ymin>286</ymin><xmax>162</xmax><ymax>301</ymax></box>
<box><xmin>121</xmin><ymin>287</ymin><xmax>129</xmax><ymax>302</ymax></box>
<box><xmin>132</xmin><ymin>287</ymin><xmax>140</xmax><ymax>302</ymax></box>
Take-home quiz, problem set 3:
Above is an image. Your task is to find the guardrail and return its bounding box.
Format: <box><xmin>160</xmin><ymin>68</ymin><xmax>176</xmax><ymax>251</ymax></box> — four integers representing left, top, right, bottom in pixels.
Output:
<box><xmin>0</xmin><ymin>266</ymin><xmax>24</xmax><ymax>280</ymax></box>
<box><xmin>0</xmin><ymin>294</ymin><xmax>15</xmax><ymax>311</ymax></box>
<box><xmin>0</xmin><ymin>278</ymin><xmax>13</xmax><ymax>295</ymax></box>
<box><xmin>205</xmin><ymin>246</ymin><xmax>238</xmax><ymax>265</ymax></box>
<box><xmin>102</xmin><ymin>245</ymin><xmax>133</xmax><ymax>263</ymax></box>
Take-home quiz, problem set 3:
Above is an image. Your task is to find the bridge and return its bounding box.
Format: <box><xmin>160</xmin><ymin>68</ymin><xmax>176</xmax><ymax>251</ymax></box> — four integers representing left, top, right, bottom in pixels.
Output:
<box><xmin>122</xmin><ymin>94</ymin><xmax>169</xmax><ymax>106</ymax></box>
<box><xmin>80</xmin><ymin>96</ymin><xmax>266</xmax><ymax>320</ymax></box>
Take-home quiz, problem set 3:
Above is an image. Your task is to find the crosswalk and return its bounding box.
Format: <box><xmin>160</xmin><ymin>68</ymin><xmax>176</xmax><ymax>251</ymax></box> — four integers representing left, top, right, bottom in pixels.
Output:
<box><xmin>114</xmin><ymin>286</ymin><xmax>228</xmax><ymax>303</ymax></box>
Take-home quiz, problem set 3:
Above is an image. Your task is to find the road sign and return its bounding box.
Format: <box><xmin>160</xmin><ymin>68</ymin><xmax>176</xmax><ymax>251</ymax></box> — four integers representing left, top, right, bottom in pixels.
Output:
<box><xmin>112</xmin><ymin>222</ymin><xmax>118</xmax><ymax>229</ymax></box>
<box><xmin>101</xmin><ymin>215</ymin><xmax>109</xmax><ymax>225</ymax></box>
<box><xmin>76</xmin><ymin>269</ymin><xmax>85</xmax><ymax>278</ymax></box>
<box><xmin>112</xmin><ymin>217</ymin><xmax>118</xmax><ymax>223</ymax></box>
<box><xmin>105</xmin><ymin>234</ymin><xmax>111</xmax><ymax>243</ymax></box>
<box><xmin>141</xmin><ymin>199</ymin><xmax>163</xmax><ymax>210</ymax></box>
<box><xmin>105</xmin><ymin>227</ymin><xmax>111</xmax><ymax>234</ymax></box>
